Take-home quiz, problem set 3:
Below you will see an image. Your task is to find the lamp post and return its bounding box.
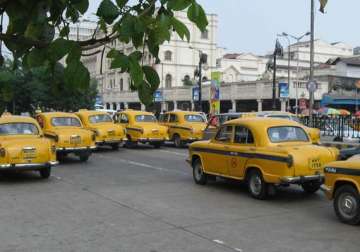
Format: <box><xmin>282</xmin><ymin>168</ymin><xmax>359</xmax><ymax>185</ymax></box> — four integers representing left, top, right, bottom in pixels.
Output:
<box><xmin>309</xmin><ymin>0</ymin><xmax>315</xmax><ymax>126</ymax></box>
<box><xmin>272</xmin><ymin>40</ymin><xmax>283</xmax><ymax>110</ymax></box>
<box><xmin>279</xmin><ymin>31</ymin><xmax>311</xmax><ymax>114</ymax></box>
<box><xmin>277</xmin><ymin>34</ymin><xmax>290</xmax><ymax>111</ymax></box>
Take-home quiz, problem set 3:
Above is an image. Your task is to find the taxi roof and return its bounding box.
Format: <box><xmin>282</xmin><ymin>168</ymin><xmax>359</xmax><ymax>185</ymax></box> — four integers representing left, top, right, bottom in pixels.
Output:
<box><xmin>0</xmin><ymin>115</ymin><xmax>37</xmax><ymax>124</ymax></box>
<box><xmin>118</xmin><ymin>109</ymin><xmax>154</xmax><ymax>116</ymax></box>
<box><xmin>224</xmin><ymin>117</ymin><xmax>301</xmax><ymax>128</ymax></box>
<box><xmin>39</xmin><ymin>112</ymin><xmax>79</xmax><ymax>118</ymax></box>
<box><xmin>165</xmin><ymin>110</ymin><xmax>203</xmax><ymax>115</ymax></box>
<box><xmin>76</xmin><ymin>110</ymin><xmax>110</xmax><ymax>116</ymax></box>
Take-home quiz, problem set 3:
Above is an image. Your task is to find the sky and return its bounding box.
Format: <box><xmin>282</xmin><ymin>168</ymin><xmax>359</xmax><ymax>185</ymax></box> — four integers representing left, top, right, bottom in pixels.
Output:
<box><xmin>87</xmin><ymin>0</ymin><xmax>360</xmax><ymax>55</ymax></box>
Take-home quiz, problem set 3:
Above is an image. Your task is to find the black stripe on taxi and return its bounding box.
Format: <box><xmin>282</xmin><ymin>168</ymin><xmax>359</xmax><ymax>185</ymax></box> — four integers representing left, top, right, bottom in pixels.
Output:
<box><xmin>324</xmin><ymin>167</ymin><xmax>360</xmax><ymax>176</ymax></box>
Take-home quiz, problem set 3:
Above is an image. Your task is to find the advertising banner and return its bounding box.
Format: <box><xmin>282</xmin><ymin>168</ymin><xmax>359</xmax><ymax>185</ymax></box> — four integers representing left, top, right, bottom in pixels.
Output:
<box><xmin>192</xmin><ymin>86</ymin><xmax>199</xmax><ymax>102</ymax></box>
<box><xmin>279</xmin><ymin>82</ymin><xmax>289</xmax><ymax>98</ymax></box>
<box><xmin>154</xmin><ymin>90</ymin><xmax>163</xmax><ymax>102</ymax></box>
<box><xmin>210</xmin><ymin>72</ymin><xmax>221</xmax><ymax>115</ymax></box>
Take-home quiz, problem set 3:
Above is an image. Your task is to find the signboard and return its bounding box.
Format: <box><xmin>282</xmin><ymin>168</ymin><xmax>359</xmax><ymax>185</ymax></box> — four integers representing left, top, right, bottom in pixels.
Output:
<box><xmin>278</xmin><ymin>82</ymin><xmax>289</xmax><ymax>98</ymax></box>
<box><xmin>192</xmin><ymin>86</ymin><xmax>199</xmax><ymax>102</ymax></box>
<box><xmin>154</xmin><ymin>90</ymin><xmax>163</xmax><ymax>102</ymax></box>
<box><xmin>306</xmin><ymin>80</ymin><xmax>318</xmax><ymax>92</ymax></box>
<box><xmin>210</xmin><ymin>72</ymin><xmax>221</xmax><ymax>115</ymax></box>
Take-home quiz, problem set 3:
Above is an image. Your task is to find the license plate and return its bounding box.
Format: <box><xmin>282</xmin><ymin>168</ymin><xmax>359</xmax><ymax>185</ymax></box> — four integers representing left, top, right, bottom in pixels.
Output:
<box><xmin>23</xmin><ymin>148</ymin><xmax>36</xmax><ymax>159</ymax></box>
<box><xmin>309</xmin><ymin>158</ymin><xmax>322</xmax><ymax>170</ymax></box>
<box><xmin>70</xmin><ymin>136</ymin><xmax>81</xmax><ymax>144</ymax></box>
<box><xmin>108</xmin><ymin>130</ymin><xmax>115</xmax><ymax>136</ymax></box>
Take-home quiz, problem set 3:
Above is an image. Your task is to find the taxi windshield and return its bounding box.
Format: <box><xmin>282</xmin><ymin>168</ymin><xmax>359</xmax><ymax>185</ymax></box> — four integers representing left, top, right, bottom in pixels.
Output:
<box><xmin>89</xmin><ymin>114</ymin><xmax>112</xmax><ymax>124</ymax></box>
<box><xmin>184</xmin><ymin>114</ymin><xmax>205</xmax><ymax>122</ymax></box>
<box><xmin>51</xmin><ymin>117</ymin><xmax>81</xmax><ymax>127</ymax></box>
<box><xmin>0</xmin><ymin>123</ymin><xmax>39</xmax><ymax>135</ymax></box>
<box><xmin>268</xmin><ymin>126</ymin><xmax>309</xmax><ymax>143</ymax></box>
<box><xmin>135</xmin><ymin>115</ymin><xmax>157</xmax><ymax>122</ymax></box>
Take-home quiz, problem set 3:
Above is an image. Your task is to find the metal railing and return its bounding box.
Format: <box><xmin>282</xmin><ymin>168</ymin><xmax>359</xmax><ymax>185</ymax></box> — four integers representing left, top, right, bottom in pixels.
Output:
<box><xmin>300</xmin><ymin>116</ymin><xmax>360</xmax><ymax>141</ymax></box>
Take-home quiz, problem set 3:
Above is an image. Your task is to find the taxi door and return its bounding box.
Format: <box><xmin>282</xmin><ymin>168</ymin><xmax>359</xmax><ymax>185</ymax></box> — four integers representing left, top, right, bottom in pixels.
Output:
<box><xmin>202</xmin><ymin>125</ymin><xmax>233</xmax><ymax>175</ymax></box>
<box><xmin>167</xmin><ymin>113</ymin><xmax>179</xmax><ymax>139</ymax></box>
<box><xmin>227</xmin><ymin>126</ymin><xmax>256</xmax><ymax>179</ymax></box>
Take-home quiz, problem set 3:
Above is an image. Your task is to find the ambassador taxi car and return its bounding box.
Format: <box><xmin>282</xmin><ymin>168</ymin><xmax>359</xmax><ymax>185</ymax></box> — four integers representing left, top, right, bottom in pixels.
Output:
<box><xmin>187</xmin><ymin>118</ymin><xmax>339</xmax><ymax>199</ymax></box>
<box><xmin>76</xmin><ymin>110</ymin><xmax>126</xmax><ymax>150</ymax></box>
<box><xmin>322</xmin><ymin>157</ymin><xmax>360</xmax><ymax>225</ymax></box>
<box><xmin>0</xmin><ymin>113</ymin><xmax>57</xmax><ymax>178</ymax></box>
<box><xmin>36</xmin><ymin>112</ymin><xmax>96</xmax><ymax>161</ymax></box>
<box><xmin>115</xmin><ymin>110</ymin><xmax>168</xmax><ymax>148</ymax></box>
<box><xmin>160</xmin><ymin>111</ymin><xmax>207</xmax><ymax>147</ymax></box>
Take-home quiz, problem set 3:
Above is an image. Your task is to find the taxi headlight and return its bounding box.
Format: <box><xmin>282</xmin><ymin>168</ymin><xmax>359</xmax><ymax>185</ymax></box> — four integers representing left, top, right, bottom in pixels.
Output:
<box><xmin>0</xmin><ymin>148</ymin><xmax>6</xmax><ymax>157</ymax></box>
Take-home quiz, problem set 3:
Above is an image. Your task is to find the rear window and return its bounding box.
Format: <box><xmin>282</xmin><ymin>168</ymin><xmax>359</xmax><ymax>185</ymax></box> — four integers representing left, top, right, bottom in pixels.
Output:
<box><xmin>135</xmin><ymin>115</ymin><xmax>157</xmax><ymax>122</ymax></box>
<box><xmin>51</xmin><ymin>117</ymin><xmax>81</xmax><ymax>127</ymax></box>
<box><xmin>89</xmin><ymin>114</ymin><xmax>112</xmax><ymax>124</ymax></box>
<box><xmin>0</xmin><ymin>123</ymin><xmax>39</xmax><ymax>135</ymax></box>
<box><xmin>268</xmin><ymin>126</ymin><xmax>309</xmax><ymax>143</ymax></box>
<box><xmin>184</xmin><ymin>114</ymin><xmax>205</xmax><ymax>122</ymax></box>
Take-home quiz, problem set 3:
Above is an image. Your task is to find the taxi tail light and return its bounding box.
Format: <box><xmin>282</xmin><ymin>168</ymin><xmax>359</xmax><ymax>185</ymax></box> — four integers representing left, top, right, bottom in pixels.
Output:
<box><xmin>287</xmin><ymin>155</ymin><xmax>294</xmax><ymax>168</ymax></box>
<box><xmin>0</xmin><ymin>148</ymin><xmax>5</xmax><ymax>157</ymax></box>
<box><xmin>140</xmin><ymin>128</ymin><xmax>144</xmax><ymax>134</ymax></box>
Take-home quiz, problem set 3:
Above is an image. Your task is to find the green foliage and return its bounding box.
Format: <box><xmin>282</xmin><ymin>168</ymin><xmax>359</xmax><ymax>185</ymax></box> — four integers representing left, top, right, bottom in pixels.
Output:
<box><xmin>0</xmin><ymin>0</ymin><xmax>209</xmax><ymax>107</ymax></box>
<box><xmin>0</xmin><ymin>60</ymin><xmax>97</xmax><ymax>114</ymax></box>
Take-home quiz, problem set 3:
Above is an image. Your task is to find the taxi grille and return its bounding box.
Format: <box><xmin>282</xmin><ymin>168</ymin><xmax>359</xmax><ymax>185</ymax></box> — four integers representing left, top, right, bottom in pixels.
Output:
<box><xmin>70</xmin><ymin>135</ymin><xmax>81</xmax><ymax>144</ymax></box>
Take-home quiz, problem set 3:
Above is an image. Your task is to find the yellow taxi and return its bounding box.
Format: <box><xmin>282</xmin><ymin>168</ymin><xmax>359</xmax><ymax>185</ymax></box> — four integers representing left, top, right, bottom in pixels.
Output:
<box><xmin>0</xmin><ymin>113</ymin><xmax>58</xmax><ymax>178</ymax></box>
<box><xmin>76</xmin><ymin>109</ymin><xmax>126</xmax><ymax>150</ymax></box>
<box><xmin>322</xmin><ymin>157</ymin><xmax>360</xmax><ymax>225</ymax></box>
<box><xmin>36</xmin><ymin>112</ymin><xmax>96</xmax><ymax>162</ymax></box>
<box><xmin>115</xmin><ymin>109</ymin><xmax>168</xmax><ymax>148</ymax></box>
<box><xmin>160</xmin><ymin>111</ymin><xmax>207</xmax><ymax>147</ymax></box>
<box><xmin>187</xmin><ymin>118</ymin><xmax>339</xmax><ymax>199</ymax></box>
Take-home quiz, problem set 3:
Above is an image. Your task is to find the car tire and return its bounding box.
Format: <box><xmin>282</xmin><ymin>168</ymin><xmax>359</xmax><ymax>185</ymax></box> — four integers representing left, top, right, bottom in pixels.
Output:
<box><xmin>174</xmin><ymin>134</ymin><xmax>183</xmax><ymax>148</ymax></box>
<box><xmin>301</xmin><ymin>181</ymin><xmax>321</xmax><ymax>194</ymax></box>
<box><xmin>79</xmin><ymin>152</ymin><xmax>90</xmax><ymax>162</ymax></box>
<box><xmin>192</xmin><ymin>159</ymin><xmax>207</xmax><ymax>185</ymax></box>
<box><xmin>247</xmin><ymin>169</ymin><xmax>268</xmax><ymax>200</ymax></box>
<box><xmin>125</xmin><ymin>136</ymin><xmax>137</xmax><ymax>148</ymax></box>
<box><xmin>334</xmin><ymin>185</ymin><xmax>360</xmax><ymax>225</ymax></box>
<box><xmin>39</xmin><ymin>167</ymin><xmax>51</xmax><ymax>179</ymax></box>
<box><xmin>111</xmin><ymin>143</ymin><xmax>120</xmax><ymax>150</ymax></box>
<box><xmin>152</xmin><ymin>142</ymin><xmax>162</xmax><ymax>149</ymax></box>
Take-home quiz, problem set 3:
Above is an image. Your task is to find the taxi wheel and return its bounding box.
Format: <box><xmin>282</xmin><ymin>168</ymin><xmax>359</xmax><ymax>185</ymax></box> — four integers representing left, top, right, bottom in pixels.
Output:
<box><xmin>301</xmin><ymin>181</ymin><xmax>321</xmax><ymax>194</ymax></box>
<box><xmin>334</xmin><ymin>185</ymin><xmax>360</xmax><ymax>225</ymax></box>
<box><xmin>152</xmin><ymin>142</ymin><xmax>162</xmax><ymax>149</ymax></box>
<box><xmin>192</xmin><ymin>159</ymin><xmax>207</xmax><ymax>185</ymax></box>
<box><xmin>174</xmin><ymin>134</ymin><xmax>183</xmax><ymax>148</ymax></box>
<box><xmin>247</xmin><ymin>170</ymin><xmax>268</xmax><ymax>200</ymax></box>
<box><xmin>39</xmin><ymin>167</ymin><xmax>51</xmax><ymax>179</ymax></box>
<box><xmin>111</xmin><ymin>143</ymin><xmax>120</xmax><ymax>150</ymax></box>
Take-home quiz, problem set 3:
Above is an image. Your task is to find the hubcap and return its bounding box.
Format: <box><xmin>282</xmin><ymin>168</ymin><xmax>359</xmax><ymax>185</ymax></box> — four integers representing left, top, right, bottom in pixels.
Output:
<box><xmin>194</xmin><ymin>163</ymin><xmax>203</xmax><ymax>181</ymax></box>
<box><xmin>175</xmin><ymin>136</ymin><xmax>180</xmax><ymax>146</ymax></box>
<box><xmin>250</xmin><ymin>174</ymin><xmax>262</xmax><ymax>195</ymax></box>
<box><xmin>338</xmin><ymin>193</ymin><xmax>358</xmax><ymax>219</ymax></box>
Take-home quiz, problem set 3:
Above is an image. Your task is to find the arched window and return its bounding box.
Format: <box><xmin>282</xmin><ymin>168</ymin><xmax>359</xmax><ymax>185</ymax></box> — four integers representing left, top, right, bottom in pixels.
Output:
<box><xmin>120</xmin><ymin>78</ymin><xmax>124</xmax><ymax>91</ymax></box>
<box><xmin>201</xmin><ymin>29</ymin><xmax>209</xmax><ymax>39</ymax></box>
<box><xmin>202</xmin><ymin>76</ymin><xmax>208</xmax><ymax>82</ymax></box>
<box><xmin>165</xmin><ymin>74</ymin><xmax>172</xmax><ymax>88</ymax></box>
<box><xmin>164</xmin><ymin>51</ymin><xmax>172</xmax><ymax>61</ymax></box>
<box><xmin>106</xmin><ymin>103</ymin><xmax>110</xmax><ymax>109</ymax></box>
<box><xmin>112</xmin><ymin>103</ymin><xmax>117</xmax><ymax>110</ymax></box>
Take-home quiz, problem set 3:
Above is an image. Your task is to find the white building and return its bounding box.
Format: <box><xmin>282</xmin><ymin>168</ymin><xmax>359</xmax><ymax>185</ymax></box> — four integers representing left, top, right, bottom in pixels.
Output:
<box><xmin>55</xmin><ymin>19</ymin><xmax>97</xmax><ymax>41</ymax></box>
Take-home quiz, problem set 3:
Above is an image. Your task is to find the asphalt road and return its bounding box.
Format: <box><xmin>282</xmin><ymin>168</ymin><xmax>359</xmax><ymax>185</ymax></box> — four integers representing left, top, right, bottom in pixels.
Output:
<box><xmin>0</xmin><ymin>144</ymin><xmax>359</xmax><ymax>252</ymax></box>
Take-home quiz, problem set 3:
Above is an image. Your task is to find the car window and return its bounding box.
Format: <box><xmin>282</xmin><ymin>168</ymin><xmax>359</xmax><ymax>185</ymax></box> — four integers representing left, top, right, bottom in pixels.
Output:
<box><xmin>169</xmin><ymin>114</ymin><xmax>178</xmax><ymax>123</ymax></box>
<box><xmin>51</xmin><ymin>117</ymin><xmax>81</xmax><ymax>127</ymax></box>
<box><xmin>268</xmin><ymin>126</ymin><xmax>309</xmax><ymax>143</ymax></box>
<box><xmin>184</xmin><ymin>114</ymin><xmax>205</xmax><ymax>122</ymax></box>
<box><xmin>0</xmin><ymin>123</ymin><xmax>39</xmax><ymax>135</ymax></box>
<box><xmin>159</xmin><ymin>114</ymin><xmax>169</xmax><ymax>123</ymax></box>
<box><xmin>215</xmin><ymin>125</ymin><xmax>233</xmax><ymax>142</ymax></box>
<box><xmin>234</xmin><ymin>126</ymin><xmax>254</xmax><ymax>144</ymax></box>
<box><xmin>119</xmin><ymin>114</ymin><xmax>129</xmax><ymax>124</ymax></box>
<box><xmin>135</xmin><ymin>115</ymin><xmax>157</xmax><ymax>122</ymax></box>
<box><xmin>89</xmin><ymin>114</ymin><xmax>113</xmax><ymax>124</ymax></box>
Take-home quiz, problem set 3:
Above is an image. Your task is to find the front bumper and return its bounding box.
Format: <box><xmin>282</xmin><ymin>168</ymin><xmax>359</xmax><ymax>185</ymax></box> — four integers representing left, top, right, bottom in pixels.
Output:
<box><xmin>137</xmin><ymin>138</ymin><xmax>168</xmax><ymax>143</ymax></box>
<box><xmin>56</xmin><ymin>146</ymin><xmax>97</xmax><ymax>152</ymax></box>
<box><xmin>0</xmin><ymin>161</ymin><xmax>59</xmax><ymax>170</ymax></box>
<box><xmin>280</xmin><ymin>174</ymin><xmax>324</xmax><ymax>184</ymax></box>
<box><xmin>96</xmin><ymin>139</ymin><xmax>126</xmax><ymax>145</ymax></box>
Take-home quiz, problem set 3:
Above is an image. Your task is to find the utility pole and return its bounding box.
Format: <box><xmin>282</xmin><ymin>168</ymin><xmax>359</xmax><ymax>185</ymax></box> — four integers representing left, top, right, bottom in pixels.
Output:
<box><xmin>309</xmin><ymin>0</ymin><xmax>315</xmax><ymax>126</ymax></box>
<box><xmin>198</xmin><ymin>52</ymin><xmax>203</xmax><ymax>112</ymax></box>
<box><xmin>272</xmin><ymin>52</ymin><xmax>277</xmax><ymax>110</ymax></box>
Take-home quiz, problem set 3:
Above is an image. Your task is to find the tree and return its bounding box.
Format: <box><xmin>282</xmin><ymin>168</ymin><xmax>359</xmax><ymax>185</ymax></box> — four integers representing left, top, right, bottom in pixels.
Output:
<box><xmin>0</xmin><ymin>0</ymin><xmax>208</xmax><ymax>107</ymax></box>
<box><xmin>0</xmin><ymin>60</ymin><xmax>98</xmax><ymax>114</ymax></box>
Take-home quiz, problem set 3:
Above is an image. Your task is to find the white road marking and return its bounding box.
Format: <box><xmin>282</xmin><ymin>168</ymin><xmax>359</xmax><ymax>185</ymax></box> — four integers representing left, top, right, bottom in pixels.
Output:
<box><xmin>234</xmin><ymin>248</ymin><xmax>243</xmax><ymax>252</ymax></box>
<box><xmin>213</xmin><ymin>239</ymin><xmax>225</xmax><ymax>245</ymax></box>
<box><xmin>118</xmin><ymin>158</ymin><xmax>189</xmax><ymax>176</ymax></box>
<box><xmin>159</xmin><ymin>150</ymin><xmax>188</xmax><ymax>157</ymax></box>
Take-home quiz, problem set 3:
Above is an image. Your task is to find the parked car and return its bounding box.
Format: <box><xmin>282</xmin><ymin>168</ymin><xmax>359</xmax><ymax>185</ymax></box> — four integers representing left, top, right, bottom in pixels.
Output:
<box><xmin>0</xmin><ymin>113</ymin><xmax>58</xmax><ymax>178</ymax></box>
<box><xmin>115</xmin><ymin>109</ymin><xmax>169</xmax><ymax>148</ymax></box>
<box><xmin>35</xmin><ymin>112</ymin><xmax>96</xmax><ymax>162</ymax></box>
<box><xmin>76</xmin><ymin>109</ymin><xmax>126</xmax><ymax>150</ymax></box>
<box><xmin>322</xmin><ymin>157</ymin><xmax>360</xmax><ymax>225</ymax></box>
<box><xmin>159</xmin><ymin>110</ymin><xmax>207</xmax><ymax>147</ymax></box>
<box><xmin>187</xmin><ymin>118</ymin><xmax>339</xmax><ymax>199</ymax></box>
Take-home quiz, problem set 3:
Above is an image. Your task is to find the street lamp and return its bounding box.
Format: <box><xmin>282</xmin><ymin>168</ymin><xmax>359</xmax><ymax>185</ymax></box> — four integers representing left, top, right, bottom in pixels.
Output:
<box><xmin>189</xmin><ymin>46</ymin><xmax>208</xmax><ymax>112</ymax></box>
<box><xmin>279</xmin><ymin>31</ymin><xmax>310</xmax><ymax>114</ymax></box>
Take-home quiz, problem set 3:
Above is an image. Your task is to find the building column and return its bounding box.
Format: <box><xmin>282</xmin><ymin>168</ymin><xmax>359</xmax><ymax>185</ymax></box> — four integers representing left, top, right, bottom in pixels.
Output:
<box><xmin>257</xmin><ymin>99</ymin><xmax>263</xmax><ymax>112</ymax></box>
<box><xmin>173</xmin><ymin>101</ymin><xmax>177</xmax><ymax>110</ymax></box>
<box><xmin>231</xmin><ymin>100</ymin><xmax>236</xmax><ymax>112</ymax></box>
<box><xmin>141</xmin><ymin>103</ymin><xmax>145</xmax><ymax>111</ymax></box>
<box><xmin>124</xmin><ymin>102</ymin><xmax>128</xmax><ymax>109</ymax></box>
<box><xmin>280</xmin><ymin>99</ymin><xmax>286</xmax><ymax>112</ymax></box>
